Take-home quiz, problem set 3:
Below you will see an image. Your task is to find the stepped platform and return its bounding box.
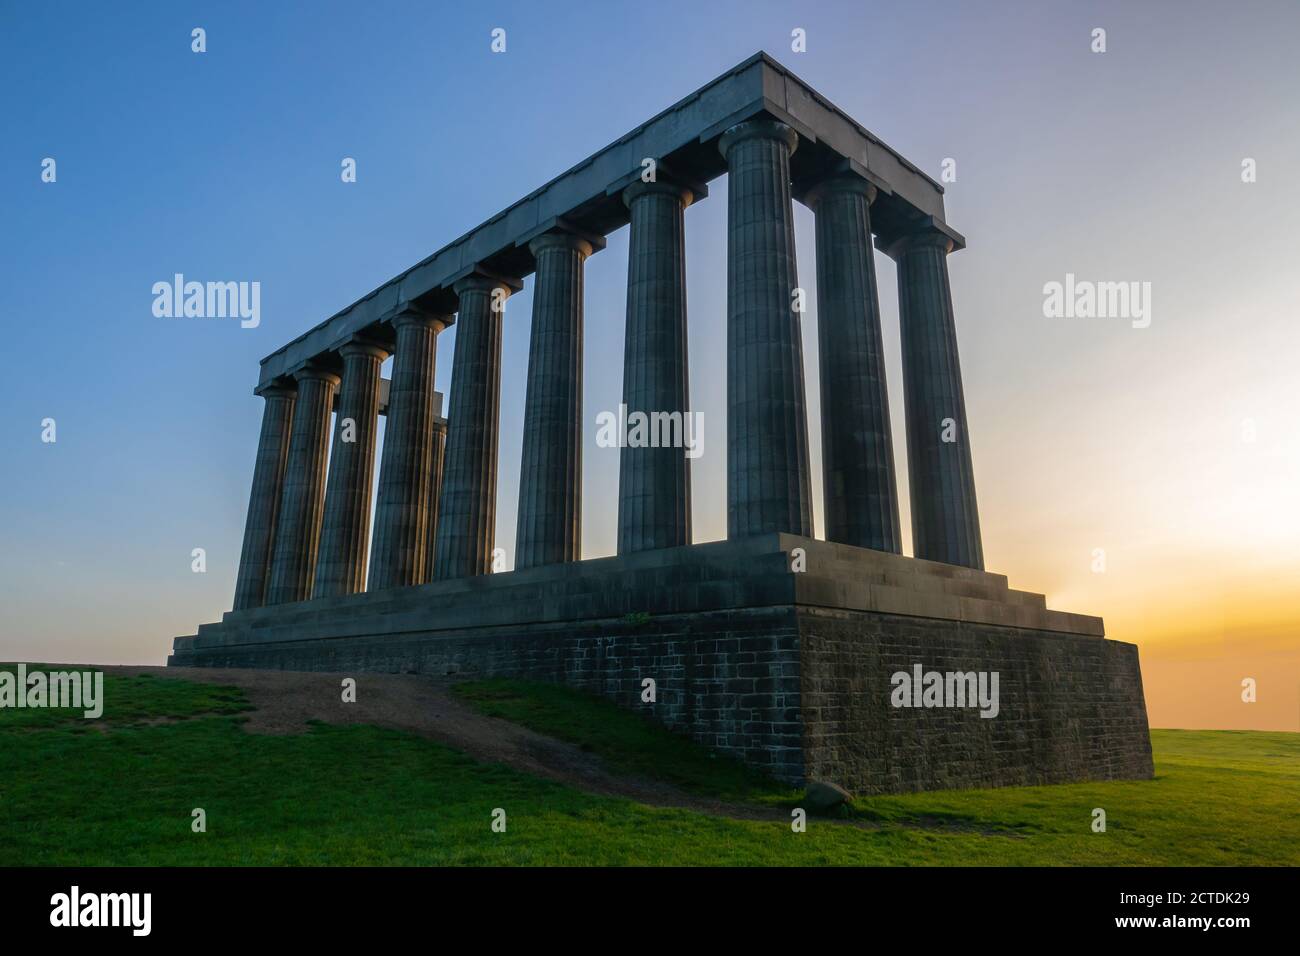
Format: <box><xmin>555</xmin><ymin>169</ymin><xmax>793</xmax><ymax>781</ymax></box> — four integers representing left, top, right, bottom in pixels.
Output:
<box><xmin>169</xmin><ymin>534</ymin><xmax>1154</xmax><ymax>793</ymax></box>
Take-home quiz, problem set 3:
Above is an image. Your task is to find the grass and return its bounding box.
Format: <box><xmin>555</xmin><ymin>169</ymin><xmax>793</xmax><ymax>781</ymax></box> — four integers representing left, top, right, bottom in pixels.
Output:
<box><xmin>452</xmin><ymin>678</ymin><xmax>796</xmax><ymax>803</ymax></box>
<box><xmin>1</xmin><ymin>666</ymin><xmax>1296</xmax><ymax>865</ymax></box>
<box><xmin>0</xmin><ymin>665</ymin><xmax>250</xmax><ymax>730</ymax></box>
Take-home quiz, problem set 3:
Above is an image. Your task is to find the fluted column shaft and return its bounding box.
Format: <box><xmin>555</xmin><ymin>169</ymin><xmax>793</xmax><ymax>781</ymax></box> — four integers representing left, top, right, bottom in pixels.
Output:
<box><xmin>808</xmin><ymin>176</ymin><xmax>901</xmax><ymax>553</ymax></box>
<box><xmin>889</xmin><ymin>230</ymin><xmax>984</xmax><ymax>569</ymax></box>
<box><xmin>515</xmin><ymin>232</ymin><xmax>591</xmax><ymax>569</ymax></box>
<box><xmin>435</xmin><ymin>276</ymin><xmax>510</xmax><ymax>578</ymax></box>
<box><xmin>719</xmin><ymin>120</ymin><xmax>812</xmax><ymax>538</ymax></box>
<box><xmin>618</xmin><ymin>181</ymin><xmax>693</xmax><ymax>554</ymax></box>
<box><xmin>369</xmin><ymin>310</ymin><xmax>447</xmax><ymax>590</ymax></box>
<box><xmin>421</xmin><ymin>418</ymin><xmax>447</xmax><ymax>582</ymax></box>
<box><xmin>232</xmin><ymin>385</ymin><xmax>296</xmax><ymax>610</ymax></box>
<box><xmin>265</xmin><ymin>367</ymin><xmax>340</xmax><ymax>605</ymax></box>
<box><xmin>313</xmin><ymin>341</ymin><xmax>388</xmax><ymax>597</ymax></box>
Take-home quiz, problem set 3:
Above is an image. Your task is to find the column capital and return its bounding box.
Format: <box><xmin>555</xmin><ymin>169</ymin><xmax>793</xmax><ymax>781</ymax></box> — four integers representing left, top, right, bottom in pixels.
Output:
<box><xmin>800</xmin><ymin>173</ymin><xmax>877</xmax><ymax>210</ymax></box>
<box><xmin>518</xmin><ymin>216</ymin><xmax>606</xmax><ymax>255</ymax></box>
<box><xmin>877</xmin><ymin>217</ymin><xmax>966</xmax><ymax>259</ymax></box>
<box><xmin>293</xmin><ymin>364</ymin><xmax>341</xmax><ymax>388</ymax></box>
<box><xmin>339</xmin><ymin>338</ymin><xmax>390</xmax><ymax>362</ymax></box>
<box><xmin>621</xmin><ymin>178</ymin><xmax>695</xmax><ymax>209</ymax></box>
<box><xmin>453</xmin><ymin>273</ymin><xmax>518</xmax><ymax>298</ymax></box>
<box><xmin>718</xmin><ymin>119</ymin><xmax>799</xmax><ymax>160</ymax></box>
<box><xmin>255</xmin><ymin>380</ymin><xmax>297</xmax><ymax>399</ymax></box>
<box><xmin>607</xmin><ymin>159</ymin><xmax>707</xmax><ymax>207</ymax></box>
<box><xmin>390</xmin><ymin>306</ymin><xmax>451</xmax><ymax>333</ymax></box>
<box><xmin>528</xmin><ymin>230</ymin><xmax>594</xmax><ymax>259</ymax></box>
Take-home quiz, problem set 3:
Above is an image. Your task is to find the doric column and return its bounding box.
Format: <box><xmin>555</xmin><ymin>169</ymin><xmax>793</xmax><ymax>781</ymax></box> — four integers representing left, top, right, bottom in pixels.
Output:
<box><xmin>265</xmin><ymin>366</ymin><xmax>340</xmax><ymax>605</ymax></box>
<box><xmin>421</xmin><ymin>417</ymin><xmax>447</xmax><ymax>582</ymax></box>
<box><xmin>434</xmin><ymin>275</ymin><xmax>512</xmax><ymax>579</ymax></box>
<box><xmin>232</xmin><ymin>384</ymin><xmax>296</xmax><ymax>610</ymax></box>
<box><xmin>883</xmin><ymin>226</ymin><xmax>984</xmax><ymax>570</ymax></box>
<box><xmin>805</xmin><ymin>175</ymin><xmax>901</xmax><ymax>553</ymax></box>
<box><xmin>718</xmin><ymin>120</ymin><xmax>812</xmax><ymax>538</ymax></box>
<box><xmin>617</xmin><ymin>180</ymin><xmax>693</xmax><ymax>553</ymax></box>
<box><xmin>515</xmin><ymin>232</ymin><xmax>592</xmax><ymax>569</ymax></box>
<box><xmin>313</xmin><ymin>340</ymin><xmax>388</xmax><ymax>597</ymax></box>
<box><xmin>368</xmin><ymin>309</ymin><xmax>448</xmax><ymax>590</ymax></box>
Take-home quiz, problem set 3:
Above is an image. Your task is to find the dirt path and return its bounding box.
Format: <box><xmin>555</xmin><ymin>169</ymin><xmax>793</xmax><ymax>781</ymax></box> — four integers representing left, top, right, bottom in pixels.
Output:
<box><xmin>103</xmin><ymin>666</ymin><xmax>794</xmax><ymax>822</ymax></box>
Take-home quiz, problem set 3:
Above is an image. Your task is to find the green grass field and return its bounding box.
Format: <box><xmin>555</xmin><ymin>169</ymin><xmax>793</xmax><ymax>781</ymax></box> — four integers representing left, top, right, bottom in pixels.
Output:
<box><xmin>1</xmin><ymin>668</ymin><xmax>1296</xmax><ymax>866</ymax></box>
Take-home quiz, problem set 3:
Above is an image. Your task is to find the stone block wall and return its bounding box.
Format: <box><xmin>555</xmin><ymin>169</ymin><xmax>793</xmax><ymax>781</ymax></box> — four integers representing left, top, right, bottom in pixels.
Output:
<box><xmin>798</xmin><ymin>607</ymin><xmax>1154</xmax><ymax>793</ymax></box>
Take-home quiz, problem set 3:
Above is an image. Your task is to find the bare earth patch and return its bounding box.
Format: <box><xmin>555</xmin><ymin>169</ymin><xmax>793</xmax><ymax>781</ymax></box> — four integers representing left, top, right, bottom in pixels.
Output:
<box><xmin>100</xmin><ymin>665</ymin><xmax>793</xmax><ymax>821</ymax></box>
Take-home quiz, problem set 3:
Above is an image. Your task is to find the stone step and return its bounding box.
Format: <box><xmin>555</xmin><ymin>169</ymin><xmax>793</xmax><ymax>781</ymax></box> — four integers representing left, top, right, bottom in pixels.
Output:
<box><xmin>190</xmin><ymin>561</ymin><xmax>1097</xmax><ymax>654</ymax></box>
<box><xmin>208</xmin><ymin>543</ymin><xmax>864</xmax><ymax>640</ymax></box>
<box><xmin>189</xmin><ymin>562</ymin><xmax>1100</xmax><ymax>652</ymax></box>
<box><xmin>192</xmin><ymin>561</ymin><xmax>804</xmax><ymax>649</ymax></box>
<box><xmin>186</xmin><ymin>533</ymin><xmax>1099</xmax><ymax>650</ymax></box>
<box><xmin>207</xmin><ymin>549</ymin><xmax>796</xmax><ymax>636</ymax></box>
<box><xmin>770</xmin><ymin>534</ymin><xmax>1004</xmax><ymax>584</ymax></box>
<box><xmin>215</xmin><ymin>533</ymin><xmax>1030</xmax><ymax>632</ymax></box>
<box><xmin>749</xmin><ymin>536</ymin><xmax>1047</xmax><ymax>608</ymax></box>
<box><xmin>216</xmin><ymin>536</ymin><xmax>772</xmax><ymax>627</ymax></box>
<box><xmin>788</xmin><ymin>554</ymin><xmax>1045</xmax><ymax>608</ymax></box>
<box><xmin>793</xmin><ymin>574</ymin><xmax>1102</xmax><ymax>636</ymax></box>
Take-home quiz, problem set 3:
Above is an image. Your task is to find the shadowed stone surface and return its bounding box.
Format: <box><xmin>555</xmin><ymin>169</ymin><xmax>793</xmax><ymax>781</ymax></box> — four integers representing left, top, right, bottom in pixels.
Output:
<box><xmin>314</xmin><ymin>341</ymin><xmax>387</xmax><ymax>598</ymax></box>
<box><xmin>806</xmin><ymin>176</ymin><xmax>901</xmax><ymax>553</ymax></box>
<box><xmin>435</xmin><ymin>276</ymin><xmax>511</xmax><ymax>579</ymax></box>
<box><xmin>369</xmin><ymin>310</ymin><xmax>447</xmax><ymax>590</ymax></box>
<box><xmin>265</xmin><ymin>367</ymin><xmax>339</xmax><ymax>605</ymax></box>
<box><xmin>885</xmin><ymin>228</ymin><xmax>984</xmax><ymax>570</ymax></box>
<box><xmin>232</xmin><ymin>385</ymin><xmax>296</xmax><ymax>610</ymax></box>
<box><xmin>516</xmin><ymin>232</ymin><xmax>593</xmax><ymax>570</ymax></box>
<box><xmin>800</xmin><ymin>608</ymin><xmax>1153</xmax><ymax>793</ymax></box>
<box><xmin>618</xmin><ymin>180</ymin><xmax>693</xmax><ymax>554</ymax></box>
<box><xmin>720</xmin><ymin>120</ymin><xmax>813</xmax><ymax>538</ymax></box>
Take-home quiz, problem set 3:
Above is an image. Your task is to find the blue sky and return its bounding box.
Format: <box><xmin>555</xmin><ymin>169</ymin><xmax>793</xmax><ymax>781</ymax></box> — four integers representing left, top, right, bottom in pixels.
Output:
<box><xmin>2</xmin><ymin>1</ymin><xmax>1298</xmax><ymax>731</ymax></box>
